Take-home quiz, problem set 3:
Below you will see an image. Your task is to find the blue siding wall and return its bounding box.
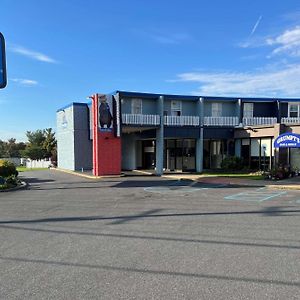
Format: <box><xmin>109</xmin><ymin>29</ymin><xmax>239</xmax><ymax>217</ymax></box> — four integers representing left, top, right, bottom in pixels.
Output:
<box><xmin>121</xmin><ymin>133</ymin><xmax>136</xmax><ymax>170</ymax></box>
<box><xmin>164</xmin><ymin>100</ymin><xmax>171</xmax><ymax>115</ymax></box>
<box><xmin>73</xmin><ymin>105</ymin><xmax>92</xmax><ymax>170</ymax></box>
<box><xmin>164</xmin><ymin>99</ymin><xmax>197</xmax><ymax>115</ymax></box>
<box><xmin>57</xmin><ymin>106</ymin><xmax>75</xmax><ymax>170</ymax></box>
<box><xmin>280</xmin><ymin>103</ymin><xmax>289</xmax><ymax>118</ymax></box>
<box><xmin>142</xmin><ymin>99</ymin><xmax>157</xmax><ymax>114</ymax></box>
<box><xmin>121</xmin><ymin>98</ymin><xmax>131</xmax><ymax>114</ymax></box>
<box><xmin>253</xmin><ymin>102</ymin><xmax>277</xmax><ymax>117</ymax></box>
<box><xmin>57</xmin><ymin>104</ymin><xmax>92</xmax><ymax>171</ymax></box>
<box><xmin>203</xmin><ymin>128</ymin><xmax>234</xmax><ymax>139</ymax></box>
<box><xmin>182</xmin><ymin>101</ymin><xmax>197</xmax><ymax>115</ymax></box>
<box><xmin>121</xmin><ymin>97</ymin><xmax>157</xmax><ymax>114</ymax></box>
<box><xmin>204</xmin><ymin>101</ymin><xmax>238</xmax><ymax>116</ymax></box>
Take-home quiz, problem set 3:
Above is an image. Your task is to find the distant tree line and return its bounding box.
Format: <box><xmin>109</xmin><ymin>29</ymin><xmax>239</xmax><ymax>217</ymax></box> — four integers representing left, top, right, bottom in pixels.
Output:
<box><xmin>0</xmin><ymin>138</ymin><xmax>26</xmax><ymax>158</ymax></box>
<box><xmin>0</xmin><ymin>128</ymin><xmax>57</xmax><ymax>162</ymax></box>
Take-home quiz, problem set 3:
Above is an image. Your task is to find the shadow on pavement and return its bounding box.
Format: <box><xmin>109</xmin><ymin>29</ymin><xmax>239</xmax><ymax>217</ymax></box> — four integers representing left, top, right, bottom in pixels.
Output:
<box><xmin>21</xmin><ymin>177</ymin><xmax>56</xmax><ymax>184</ymax></box>
<box><xmin>0</xmin><ymin>206</ymin><xmax>299</xmax><ymax>225</ymax></box>
<box><xmin>0</xmin><ymin>255</ymin><xmax>300</xmax><ymax>287</ymax></box>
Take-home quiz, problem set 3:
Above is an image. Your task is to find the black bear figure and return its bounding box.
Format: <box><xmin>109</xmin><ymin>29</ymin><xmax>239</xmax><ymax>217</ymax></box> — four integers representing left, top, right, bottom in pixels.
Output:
<box><xmin>99</xmin><ymin>100</ymin><xmax>113</xmax><ymax>128</ymax></box>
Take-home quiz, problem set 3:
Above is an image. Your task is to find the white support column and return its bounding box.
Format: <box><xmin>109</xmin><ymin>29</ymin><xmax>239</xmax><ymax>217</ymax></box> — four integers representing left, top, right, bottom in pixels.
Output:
<box><xmin>155</xmin><ymin>96</ymin><xmax>164</xmax><ymax>175</ymax></box>
<box><xmin>196</xmin><ymin>97</ymin><xmax>204</xmax><ymax>173</ymax></box>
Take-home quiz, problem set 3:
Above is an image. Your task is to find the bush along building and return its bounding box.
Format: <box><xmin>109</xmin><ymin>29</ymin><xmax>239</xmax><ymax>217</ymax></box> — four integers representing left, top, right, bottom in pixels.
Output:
<box><xmin>56</xmin><ymin>91</ymin><xmax>300</xmax><ymax>176</ymax></box>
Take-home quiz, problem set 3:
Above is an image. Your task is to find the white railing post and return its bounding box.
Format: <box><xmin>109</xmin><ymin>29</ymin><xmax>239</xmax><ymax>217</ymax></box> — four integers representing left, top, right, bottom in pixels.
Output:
<box><xmin>281</xmin><ymin>117</ymin><xmax>300</xmax><ymax>125</ymax></box>
<box><xmin>122</xmin><ymin>114</ymin><xmax>161</xmax><ymax>125</ymax></box>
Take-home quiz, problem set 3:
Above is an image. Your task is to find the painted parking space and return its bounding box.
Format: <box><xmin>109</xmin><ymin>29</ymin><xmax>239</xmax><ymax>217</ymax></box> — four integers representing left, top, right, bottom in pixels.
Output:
<box><xmin>224</xmin><ymin>188</ymin><xmax>287</xmax><ymax>202</ymax></box>
<box><xmin>144</xmin><ymin>180</ymin><xmax>226</xmax><ymax>194</ymax></box>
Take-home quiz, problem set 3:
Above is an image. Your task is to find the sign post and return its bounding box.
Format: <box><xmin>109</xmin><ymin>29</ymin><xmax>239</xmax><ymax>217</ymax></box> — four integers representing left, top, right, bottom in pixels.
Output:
<box><xmin>0</xmin><ymin>32</ymin><xmax>7</xmax><ymax>89</ymax></box>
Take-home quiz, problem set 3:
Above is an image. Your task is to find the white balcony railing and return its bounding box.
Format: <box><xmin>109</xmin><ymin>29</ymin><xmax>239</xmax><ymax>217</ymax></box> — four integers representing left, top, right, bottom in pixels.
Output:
<box><xmin>164</xmin><ymin>115</ymin><xmax>200</xmax><ymax>126</ymax></box>
<box><xmin>203</xmin><ymin>116</ymin><xmax>239</xmax><ymax>126</ymax></box>
<box><xmin>122</xmin><ymin>114</ymin><xmax>160</xmax><ymax>126</ymax></box>
<box><xmin>281</xmin><ymin>117</ymin><xmax>300</xmax><ymax>125</ymax></box>
<box><xmin>242</xmin><ymin>117</ymin><xmax>277</xmax><ymax>126</ymax></box>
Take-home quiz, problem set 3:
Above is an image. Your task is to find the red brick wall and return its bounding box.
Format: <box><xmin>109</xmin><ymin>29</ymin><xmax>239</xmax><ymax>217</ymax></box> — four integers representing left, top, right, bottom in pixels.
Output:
<box><xmin>92</xmin><ymin>94</ymin><xmax>121</xmax><ymax>176</ymax></box>
<box><xmin>96</xmin><ymin>131</ymin><xmax>121</xmax><ymax>175</ymax></box>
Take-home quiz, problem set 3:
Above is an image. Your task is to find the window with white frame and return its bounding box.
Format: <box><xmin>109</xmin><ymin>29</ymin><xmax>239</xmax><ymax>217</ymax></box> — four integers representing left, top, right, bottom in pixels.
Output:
<box><xmin>288</xmin><ymin>103</ymin><xmax>300</xmax><ymax>118</ymax></box>
<box><xmin>131</xmin><ymin>98</ymin><xmax>142</xmax><ymax>114</ymax></box>
<box><xmin>171</xmin><ymin>100</ymin><xmax>182</xmax><ymax>116</ymax></box>
<box><xmin>243</xmin><ymin>103</ymin><xmax>254</xmax><ymax>118</ymax></box>
<box><xmin>211</xmin><ymin>103</ymin><xmax>222</xmax><ymax>117</ymax></box>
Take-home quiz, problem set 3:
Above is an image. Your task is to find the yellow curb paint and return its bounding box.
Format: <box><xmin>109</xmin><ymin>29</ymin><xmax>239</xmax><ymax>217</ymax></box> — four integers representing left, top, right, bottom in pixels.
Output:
<box><xmin>267</xmin><ymin>185</ymin><xmax>300</xmax><ymax>190</ymax></box>
<box><xmin>51</xmin><ymin>168</ymin><xmax>122</xmax><ymax>179</ymax></box>
<box><xmin>132</xmin><ymin>170</ymin><xmax>154</xmax><ymax>175</ymax></box>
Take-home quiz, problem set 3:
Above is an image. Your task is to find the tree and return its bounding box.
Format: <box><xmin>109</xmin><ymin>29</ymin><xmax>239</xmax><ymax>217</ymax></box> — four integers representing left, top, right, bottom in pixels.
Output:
<box><xmin>6</xmin><ymin>138</ymin><xmax>26</xmax><ymax>157</ymax></box>
<box><xmin>0</xmin><ymin>140</ymin><xmax>5</xmax><ymax>157</ymax></box>
<box><xmin>21</xmin><ymin>145</ymin><xmax>47</xmax><ymax>160</ymax></box>
<box><xmin>21</xmin><ymin>128</ymin><xmax>57</xmax><ymax>161</ymax></box>
<box><xmin>26</xmin><ymin>130</ymin><xmax>46</xmax><ymax>147</ymax></box>
<box><xmin>0</xmin><ymin>139</ymin><xmax>26</xmax><ymax>158</ymax></box>
<box><xmin>43</xmin><ymin>128</ymin><xmax>56</xmax><ymax>157</ymax></box>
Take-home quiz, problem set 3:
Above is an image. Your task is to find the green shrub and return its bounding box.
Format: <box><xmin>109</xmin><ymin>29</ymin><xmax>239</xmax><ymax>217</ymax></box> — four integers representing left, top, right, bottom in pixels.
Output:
<box><xmin>269</xmin><ymin>165</ymin><xmax>291</xmax><ymax>180</ymax></box>
<box><xmin>5</xmin><ymin>175</ymin><xmax>19</xmax><ymax>187</ymax></box>
<box><xmin>221</xmin><ymin>156</ymin><xmax>244</xmax><ymax>170</ymax></box>
<box><xmin>0</xmin><ymin>160</ymin><xmax>18</xmax><ymax>178</ymax></box>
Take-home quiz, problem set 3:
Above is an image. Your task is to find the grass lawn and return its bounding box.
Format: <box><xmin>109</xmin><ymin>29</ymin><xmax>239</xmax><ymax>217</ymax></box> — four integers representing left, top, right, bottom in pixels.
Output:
<box><xmin>17</xmin><ymin>167</ymin><xmax>48</xmax><ymax>172</ymax></box>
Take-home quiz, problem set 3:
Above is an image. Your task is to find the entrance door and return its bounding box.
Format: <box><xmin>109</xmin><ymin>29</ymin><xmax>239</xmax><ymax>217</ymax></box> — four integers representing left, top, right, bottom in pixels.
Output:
<box><xmin>182</xmin><ymin>139</ymin><xmax>196</xmax><ymax>171</ymax></box>
<box><xmin>165</xmin><ymin>139</ymin><xmax>196</xmax><ymax>172</ymax></box>
<box><xmin>142</xmin><ymin>140</ymin><xmax>155</xmax><ymax>169</ymax></box>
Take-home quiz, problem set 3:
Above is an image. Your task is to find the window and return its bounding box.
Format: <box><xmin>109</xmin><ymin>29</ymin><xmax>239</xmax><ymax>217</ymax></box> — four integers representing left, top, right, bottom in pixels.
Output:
<box><xmin>288</xmin><ymin>103</ymin><xmax>300</xmax><ymax>118</ymax></box>
<box><xmin>212</xmin><ymin>103</ymin><xmax>222</xmax><ymax>117</ymax></box>
<box><xmin>171</xmin><ymin>100</ymin><xmax>181</xmax><ymax>116</ymax></box>
<box><xmin>131</xmin><ymin>98</ymin><xmax>142</xmax><ymax>114</ymax></box>
<box><xmin>243</xmin><ymin>103</ymin><xmax>253</xmax><ymax>118</ymax></box>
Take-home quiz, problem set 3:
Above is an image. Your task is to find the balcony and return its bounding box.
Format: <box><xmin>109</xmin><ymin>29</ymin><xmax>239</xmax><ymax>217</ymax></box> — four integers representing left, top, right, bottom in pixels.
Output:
<box><xmin>203</xmin><ymin>116</ymin><xmax>239</xmax><ymax>126</ymax></box>
<box><xmin>242</xmin><ymin>117</ymin><xmax>277</xmax><ymax>126</ymax></box>
<box><xmin>281</xmin><ymin>117</ymin><xmax>300</xmax><ymax>125</ymax></box>
<box><xmin>122</xmin><ymin>114</ymin><xmax>160</xmax><ymax>126</ymax></box>
<box><xmin>164</xmin><ymin>115</ymin><xmax>200</xmax><ymax>126</ymax></box>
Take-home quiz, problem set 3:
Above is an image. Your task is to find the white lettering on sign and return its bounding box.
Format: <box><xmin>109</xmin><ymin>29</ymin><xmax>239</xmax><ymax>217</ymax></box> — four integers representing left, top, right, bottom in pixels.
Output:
<box><xmin>277</xmin><ymin>135</ymin><xmax>300</xmax><ymax>144</ymax></box>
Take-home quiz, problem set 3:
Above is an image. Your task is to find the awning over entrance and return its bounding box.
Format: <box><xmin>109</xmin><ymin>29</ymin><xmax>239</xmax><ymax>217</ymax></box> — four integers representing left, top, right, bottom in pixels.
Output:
<box><xmin>274</xmin><ymin>133</ymin><xmax>300</xmax><ymax>148</ymax></box>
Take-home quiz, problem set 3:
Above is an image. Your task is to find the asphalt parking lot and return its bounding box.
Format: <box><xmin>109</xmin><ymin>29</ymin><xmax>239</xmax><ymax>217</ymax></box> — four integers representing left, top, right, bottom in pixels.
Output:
<box><xmin>1</xmin><ymin>170</ymin><xmax>300</xmax><ymax>299</ymax></box>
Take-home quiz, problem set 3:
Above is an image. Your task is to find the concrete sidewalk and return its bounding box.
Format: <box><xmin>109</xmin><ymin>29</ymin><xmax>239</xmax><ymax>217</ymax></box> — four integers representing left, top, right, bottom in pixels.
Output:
<box><xmin>52</xmin><ymin>167</ymin><xmax>300</xmax><ymax>190</ymax></box>
<box><xmin>163</xmin><ymin>173</ymin><xmax>300</xmax><ymax>190</ymax></box>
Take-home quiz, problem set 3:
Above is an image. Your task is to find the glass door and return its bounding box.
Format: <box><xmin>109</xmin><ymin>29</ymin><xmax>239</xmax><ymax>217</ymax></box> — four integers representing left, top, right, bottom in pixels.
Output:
<box><xmin>182</xmin><ymin>139</ymin><xmax>196</xmax><ymax>171</ymax></box>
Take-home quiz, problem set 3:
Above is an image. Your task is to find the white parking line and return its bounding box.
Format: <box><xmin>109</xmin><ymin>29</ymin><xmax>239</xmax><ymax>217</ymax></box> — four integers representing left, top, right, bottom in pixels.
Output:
<box><xmin>224</xmin><ymin>188</ymin><xmax>287</xmax><ymax>202</ymax></box>
<box><xmin>144</xmin><ymin>181</ymin><xmax>226</xmax><ymax>194</ymax></box>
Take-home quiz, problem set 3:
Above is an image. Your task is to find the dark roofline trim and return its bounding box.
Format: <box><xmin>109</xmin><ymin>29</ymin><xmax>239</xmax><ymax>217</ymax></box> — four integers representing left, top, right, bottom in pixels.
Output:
<box><xmin>56</xmin><ymin>102</ymin><xmax>88</xmax><ymax>112</ymax></box>
<box><xmin>111</xmin><ymin>90</ymin><xmax>300</xmax><ymax>102</ymax></box>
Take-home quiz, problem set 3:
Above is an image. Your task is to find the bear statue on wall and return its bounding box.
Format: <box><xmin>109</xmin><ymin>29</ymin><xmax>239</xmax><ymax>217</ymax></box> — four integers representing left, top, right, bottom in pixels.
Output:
<box><xmin>99</xmin><ymin>98</ymin><xmax>113</xmax><ymax>129</ymax></box>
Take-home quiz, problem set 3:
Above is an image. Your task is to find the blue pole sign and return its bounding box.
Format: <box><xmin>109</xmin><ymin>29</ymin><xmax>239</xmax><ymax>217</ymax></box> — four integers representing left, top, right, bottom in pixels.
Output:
<box><xmin>0</xmin><ymin>32</ymin><xmax>7</xmax><ymax>89</ymax></box>
<box><xmin>274</xmin><ymin>133</ymin><xmax>300</xmax><ymax>148</ymax></box>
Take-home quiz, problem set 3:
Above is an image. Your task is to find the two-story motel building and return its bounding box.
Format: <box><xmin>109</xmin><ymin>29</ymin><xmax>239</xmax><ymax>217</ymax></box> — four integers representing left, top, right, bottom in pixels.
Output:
<box><xmin>56</xmin><ymin>91</ymin><xmax>300</xmax><ymax>176</ymax></box>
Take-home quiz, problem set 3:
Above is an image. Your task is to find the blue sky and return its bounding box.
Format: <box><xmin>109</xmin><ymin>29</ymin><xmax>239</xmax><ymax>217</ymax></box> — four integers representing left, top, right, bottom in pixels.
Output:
<box><xmin>1</xmin><ymin>0</ymin><xmax>300</xmax><ymax>141</ymax></box>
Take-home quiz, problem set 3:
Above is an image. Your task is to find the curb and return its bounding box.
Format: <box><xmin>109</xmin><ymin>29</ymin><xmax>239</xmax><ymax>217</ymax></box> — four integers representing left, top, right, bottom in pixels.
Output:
<box><xmin>266</xmin><ymin>185</ymin><xmax>300</xmax><ymax>190</ymax></box>
<box><xmin>132</xmin><ymin>170</ymin><xmax>155</xmax><ymax>176</ymax></box>
<box><xmin>162</xmin><ymin>175</ymin><xmax>300</xmax><ymax>190</ymax></box>
<box><xmin>50</xmin><ymin>167</ymin><xmax>124</xmax><ymax>179</ymax></box>
<box><xmin>0</xmin><ymin>181</ymin><xmax>28</xmax><ymax>193</ymax></box>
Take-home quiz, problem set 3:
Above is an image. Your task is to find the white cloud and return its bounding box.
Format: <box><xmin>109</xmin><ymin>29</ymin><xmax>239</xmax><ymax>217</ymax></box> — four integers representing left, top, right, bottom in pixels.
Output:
<box><xmin>174</xmin><ymin>64</ymin><xmax>300</xmax><ymax>97</ymax></box>
<box><xmin>266</xmin><ymin>26</ymin><xmax>300</xmax><ymax>57</ymax></box>
<box><xmin>250</xmin><ymin>15</ymin><xmax>263</xmax><ymax>37</ymax></box>
<box><xmin>11</xmin><ymin>78</ymin><xmax>38</xmax><ymax>87</ymax></box>
<box><xmin>10</xmin><ymin>45</ymin><xmax>58</xmax><ymax>63</ymax></box>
